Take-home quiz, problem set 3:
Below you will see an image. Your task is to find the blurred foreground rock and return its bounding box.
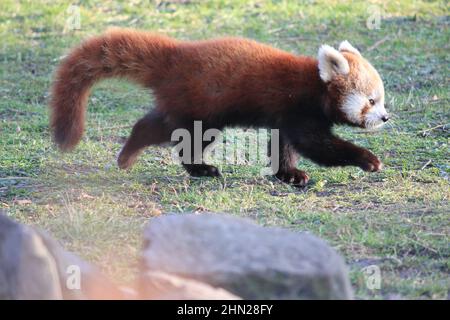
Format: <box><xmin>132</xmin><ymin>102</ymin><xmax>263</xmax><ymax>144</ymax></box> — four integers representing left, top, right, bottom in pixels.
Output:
<box><xmin>141</xmin><ymin>213</ymin><xmax>353</xmax><ymax>299</ymax></box>
<box><xmin>1</xmin><ymin>211</ymin><xmax>352</xmax><ymax>299</ymax></box>
<box><xmin>0</xmin><ymin>212</ymin><xmax>238</xmax><ymax>300</ymax></box>
<box><xmin>0</xmin><ymin>214</ymin><xmax>62</xmax><ymax>299</ymax></box>
<box><xmin>140</xmin><ymin>271</ymin><xmax>240</xmax><ymax>300</ymax></box>
<box><xmin>0</xmin><ymin>213</ymin><xmax>122</xmax><ymax>299</ymax></box>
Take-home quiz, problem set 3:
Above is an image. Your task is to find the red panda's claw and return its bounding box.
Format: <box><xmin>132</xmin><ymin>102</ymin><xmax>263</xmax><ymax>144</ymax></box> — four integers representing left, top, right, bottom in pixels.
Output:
<box><xmin>276</xmin><ymin>169</ymin><xmax>309</xmax><ymax>187</ymax></box>
<box><xmin>359</xmin><ymin>152</ymin><xmax>383</xmax><ymax>172</ymax></box>
<box><xmin>370</xmin><ymin>161</ymin><xmax>383</xmax><ymax>172</ymax></box>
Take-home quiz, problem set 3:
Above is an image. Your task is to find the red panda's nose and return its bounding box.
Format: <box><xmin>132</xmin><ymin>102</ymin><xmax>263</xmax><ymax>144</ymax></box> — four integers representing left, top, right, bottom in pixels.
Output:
<box><xmin>381</xmin><ymin>115</ymin><xmax>389</xmax><ymax>122</ymax></box>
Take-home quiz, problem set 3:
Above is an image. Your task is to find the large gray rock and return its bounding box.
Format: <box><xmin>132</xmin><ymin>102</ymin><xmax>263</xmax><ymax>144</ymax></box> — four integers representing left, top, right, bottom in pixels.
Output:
<box><xmin>140</xmin><ymin>271</ymin><xmax>240</xmax><ymax>300</ymax></box>
<box><xmin>141</xmin><ymin>213</ymin><xmax>353</xmax><ymax>299</ymax></box>
<box><xmin>0</xmin><ymin>215</ymin><xmax>62</xmax><ymax>299</ymax></box>
<box><xmin>0</xmin><ymin>213</ymin><xmax>123</xmax><ymax>299</ymax></box>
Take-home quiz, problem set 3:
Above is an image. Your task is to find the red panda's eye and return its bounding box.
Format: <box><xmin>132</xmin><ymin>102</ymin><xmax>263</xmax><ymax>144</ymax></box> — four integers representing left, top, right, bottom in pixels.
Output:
<box><xmin>369</xmin><ymin>99</ymin><xmax>375</xmax><ymax>105</ymax></box>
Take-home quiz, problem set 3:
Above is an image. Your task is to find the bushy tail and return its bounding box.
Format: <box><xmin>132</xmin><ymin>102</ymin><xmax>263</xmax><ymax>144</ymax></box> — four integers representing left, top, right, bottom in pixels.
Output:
<box><xmin>49</xmin><ymin>28</ymin><xmax>176</xmax><ymax>151</ymax></box>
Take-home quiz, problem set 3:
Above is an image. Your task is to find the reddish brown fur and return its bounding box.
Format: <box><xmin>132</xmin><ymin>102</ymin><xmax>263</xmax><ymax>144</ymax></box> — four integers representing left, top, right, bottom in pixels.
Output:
<box><xmin>51</xmin><ymin>29</ymin><xmax>323</xmax><ymax>148</ymax></box>
<box><xmin>50</xmin><ymin>29</ymin><xmax>177</xmax><ymax>150</ymax></box>
<box><xmin>50</xmin><ymin>28</ymin><xmax>383</xmax><ymax>186</ymax></box>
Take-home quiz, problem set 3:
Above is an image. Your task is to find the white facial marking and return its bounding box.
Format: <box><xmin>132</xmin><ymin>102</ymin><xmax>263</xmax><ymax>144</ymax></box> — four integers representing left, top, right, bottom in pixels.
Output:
<box><xmin>364</xmin><ymin>87</ymin><xmax>387</xmax><ymax>129</ymax></box>
<box><xmin>331</xmin><ymin>41</ymin><xmax>388</xmax><ymax>129</ymax></box>
<box><xmin>365</xmin><ymin>102</ymin><xmax>387</xmax><ymax>129</ymax></box>
<box><xmin>342</xmin><ymin>93</ymin><xmax>366</xmax><ymax>125</ymax></box>
<box><xmin>342</xmin><ymin>87</ymin><xmax>388</xmax><ymax>129</ymax></box>
<box><xmin>318</xmin><ymin>45</ymin><xmax>350</xmax><ymax>82</ymax></box>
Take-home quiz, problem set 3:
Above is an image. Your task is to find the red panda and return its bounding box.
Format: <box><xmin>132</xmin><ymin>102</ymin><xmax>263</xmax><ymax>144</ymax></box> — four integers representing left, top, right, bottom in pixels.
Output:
<box><xmin>50</xmin><ymin>28</ymin><xmax>389</xmax><ymax>187</ymax></box>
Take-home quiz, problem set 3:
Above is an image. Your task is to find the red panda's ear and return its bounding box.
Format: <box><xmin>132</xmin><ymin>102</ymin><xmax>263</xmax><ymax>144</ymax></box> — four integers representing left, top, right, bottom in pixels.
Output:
<box><xmin>339</xmin><ymin>40</ymin><xmax>361</xmax><ymax>56</ymax></box>
<box><xmin>318</xmin><ymin>45</ymin><xmax>350</xmax><ymax>82</ymax></box>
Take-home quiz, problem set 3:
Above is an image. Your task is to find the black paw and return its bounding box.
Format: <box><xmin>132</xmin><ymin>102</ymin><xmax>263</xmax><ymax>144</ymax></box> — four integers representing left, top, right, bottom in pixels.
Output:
<box><xmin>185</xmin><ymin>164</ymin><xmax>221</xmax><ymax>177</ymax></box>
<box><xmin>357</xmin><ymin>151</ymin><xmax>383</xmax><ymax>172</ymax></box>
<box><xmin>275</xmin><ymin>169</ymin><xmax>309</xmax><ymax>187</ymax></box>
<box><xmin>117</xmin><ymin>150</ymin><xmax>138</xmax><ymax>170</ymax></box>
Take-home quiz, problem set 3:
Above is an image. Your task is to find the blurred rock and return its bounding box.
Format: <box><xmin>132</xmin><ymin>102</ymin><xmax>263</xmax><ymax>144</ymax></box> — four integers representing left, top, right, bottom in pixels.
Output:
<box><xmin>0</xmin><ymin>214</ymin><xmax>62</xmax><ymax>299</ymax></box>
<box><xmin>0</xmin><ymin>213</ymin><xmax>123</xmax><ymax>299</ymax></box>
<box><xmin>35</xmin><ymin>229</ymin><xmax>124</xmax><ymax>299</ymax></box>
<box><xmin>140</xmin><ymin>271</ymin><xmax>240</xmax><ymax>300</ymax></box>
<box><xmin>141</xmin><ymin>213</ymin><xmax>353</xmax><ymax>299</ymax></box>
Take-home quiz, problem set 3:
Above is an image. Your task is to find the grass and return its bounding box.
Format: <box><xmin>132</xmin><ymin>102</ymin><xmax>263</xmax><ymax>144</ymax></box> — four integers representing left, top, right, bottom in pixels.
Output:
<box><xmin>0</xmin><ymin>0</ymin><xmax>449</xmax><ymax>299</ymax></box>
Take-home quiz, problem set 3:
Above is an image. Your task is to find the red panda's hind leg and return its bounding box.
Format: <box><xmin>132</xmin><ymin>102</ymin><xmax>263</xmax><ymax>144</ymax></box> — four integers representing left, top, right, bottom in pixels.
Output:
<box><xmin>273</xmin><ymin>136</ymin><xmax>309</xmax><ymax>187</ymax></box>
<box><xmin>180</xmin><ymin>126</ymin><xmax>221</xmax><ymax>178</ymax></box>
<box><xmin>118</xmin><ymin>111</ymin><xmax>172</xmax><ymax>169</ymax></box>
<box><xmin>183</xmin><ymin>163</ymin><xmax>221</xmax><ymax>177</ymax></box>
<box><xmin>275</xmin><ymin>169</ymin><xmax>309</xmax><ymax>187</ymax></box>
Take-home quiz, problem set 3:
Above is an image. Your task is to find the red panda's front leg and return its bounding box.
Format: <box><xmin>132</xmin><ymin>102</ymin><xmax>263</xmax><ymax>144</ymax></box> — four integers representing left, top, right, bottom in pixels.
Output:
<box><xmin>291</xmin><ymin>132</ymin><xmax>383</xmax><ymax>172</ymax></box>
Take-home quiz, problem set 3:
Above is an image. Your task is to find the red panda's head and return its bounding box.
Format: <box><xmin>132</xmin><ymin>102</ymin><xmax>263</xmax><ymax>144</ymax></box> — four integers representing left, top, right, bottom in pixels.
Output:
<box><xmin>318</xmin><ymin>41</ymin><xmax>388</xmax><ymax>129</ymax></box>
